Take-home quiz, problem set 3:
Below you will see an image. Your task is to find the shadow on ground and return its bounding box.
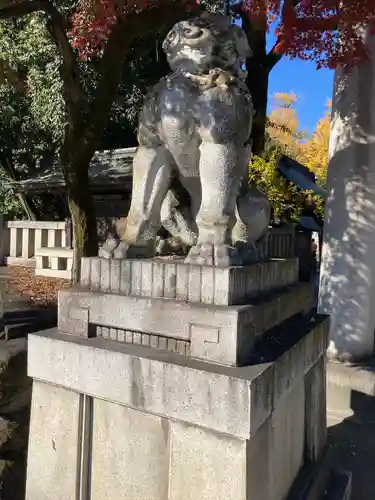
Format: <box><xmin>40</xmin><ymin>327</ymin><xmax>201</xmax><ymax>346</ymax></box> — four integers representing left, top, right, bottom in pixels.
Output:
<box><xmin>327</xmin><ymin>390</ymin><xmax>375</xmax><ymax>500</ymax></box>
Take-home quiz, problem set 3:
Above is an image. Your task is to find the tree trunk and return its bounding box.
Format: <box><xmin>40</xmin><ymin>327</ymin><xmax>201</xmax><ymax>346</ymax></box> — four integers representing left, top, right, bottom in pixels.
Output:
<box><xmin>63</xmin><ymin>155</ymin><xmax>98</xmax><ymax>283</ymax></box>
<box><xmin>241</xmin><ymin>14</ymin><xmax>269</xmax><ymax>155</ymax></box>
<box><xmin>246</xmin><ymin>63</ymin><xmax>269</xmax><ymax>155</ymax></box>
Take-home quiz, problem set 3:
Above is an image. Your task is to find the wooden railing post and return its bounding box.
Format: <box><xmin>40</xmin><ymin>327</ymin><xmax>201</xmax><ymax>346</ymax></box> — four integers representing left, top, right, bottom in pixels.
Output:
<box><xmin>4</xmin><ymin>220</ymin><xmax>68</xmax><ymax>267</ymax></box>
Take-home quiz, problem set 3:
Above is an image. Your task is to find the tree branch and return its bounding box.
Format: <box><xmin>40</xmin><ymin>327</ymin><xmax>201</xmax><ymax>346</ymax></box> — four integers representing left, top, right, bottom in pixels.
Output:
<box><xmin>266</xmin><ymin>42</ymin><xmax>283</xmax><ymax>72</ymax></box>
<box><xmin>265</xmin><ymin>0</ymin><xmax>304</xmax><ymax>73</ymax></box>
<box><xmin>41</xmin><ymin>3</ymin><xmax>85</xmax><ymax>119</ymax></box>
<box><xmin>45</xmin><ymin>16</ymin><xmax>85</xmax><ymax>107</ymax></box>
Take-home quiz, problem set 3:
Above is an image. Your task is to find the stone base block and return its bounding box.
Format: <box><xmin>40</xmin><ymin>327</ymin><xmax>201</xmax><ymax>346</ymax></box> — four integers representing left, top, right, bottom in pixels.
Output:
<box><xmin>26</xmin><ymin>382</ymin><xmax>80</xmax><ymax>500</ymax></box>
<box><xmin>26</xmin><ymin>313</ymin><xmax>329</xmax><ymax>500</ymax></box>
<box><xmin>80</xmin><ymin>257</ymin><xmax>299</xmax><ymax>306</ymax></box>
<box><xmin>58</xmin><ymin>282</ymin><xmax>314</xmax><ymax>366</ymax></box>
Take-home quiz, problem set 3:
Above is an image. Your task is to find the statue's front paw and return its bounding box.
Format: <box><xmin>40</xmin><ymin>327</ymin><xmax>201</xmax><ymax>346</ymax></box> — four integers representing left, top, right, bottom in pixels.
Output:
<box><xmin>100</xmin><ymin>238</ymin><xmax>157</xmax><ymax>260</ymax></box>
<box><xmin>113</xmin><ymin>241</ymin><xmax>130</xmax><ymax>259</ymax></box>
<box><xmin>185</xmin><ymin>244</ymin><xmax>241</xmax><ymax>267</ymax></box>
<box><xmin>99</xmin><ymin>236</ymin><xmax>119</xmax><ymax>259</ymax></box>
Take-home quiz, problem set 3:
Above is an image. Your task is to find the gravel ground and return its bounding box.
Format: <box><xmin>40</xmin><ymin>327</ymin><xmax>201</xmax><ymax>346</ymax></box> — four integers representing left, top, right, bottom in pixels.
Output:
<box><xmin>5</xmin><ymin>266</ymin><xmax>70</xmax><ymax>307</ymax></box>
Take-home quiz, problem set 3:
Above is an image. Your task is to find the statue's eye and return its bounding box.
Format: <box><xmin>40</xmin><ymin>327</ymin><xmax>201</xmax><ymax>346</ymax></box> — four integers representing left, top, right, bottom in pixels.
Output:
<box><xmin>183</xmin><ymin>26</ymin><xmax>203</xmax><ymax>38</ymax></box>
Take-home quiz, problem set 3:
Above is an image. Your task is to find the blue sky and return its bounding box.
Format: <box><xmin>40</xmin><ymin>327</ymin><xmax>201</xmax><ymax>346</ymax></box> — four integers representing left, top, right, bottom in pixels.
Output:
<box><xmin>235</xmin><ymin>17</ymin><xmax>334</xmax><ymax>133</ymax></box>
<box><xmin>266</xmin><ymin>34</ymin><xmax>334</xmax><ymax>133</ymax></box>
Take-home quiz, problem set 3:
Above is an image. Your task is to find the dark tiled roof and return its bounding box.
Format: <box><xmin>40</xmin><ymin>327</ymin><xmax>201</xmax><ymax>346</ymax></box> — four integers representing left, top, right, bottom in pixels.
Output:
<box><xmin>6</xmin><ymin>148</ymin><xmax>135</xmax><ymax>192</ymax></box>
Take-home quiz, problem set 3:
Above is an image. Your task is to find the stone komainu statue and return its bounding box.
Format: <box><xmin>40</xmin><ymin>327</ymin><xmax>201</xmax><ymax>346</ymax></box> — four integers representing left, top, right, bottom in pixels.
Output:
<box><xmin>102</xmin><ymin>13</ymin><xmax>271</xmax><ymax>266</ymax></box>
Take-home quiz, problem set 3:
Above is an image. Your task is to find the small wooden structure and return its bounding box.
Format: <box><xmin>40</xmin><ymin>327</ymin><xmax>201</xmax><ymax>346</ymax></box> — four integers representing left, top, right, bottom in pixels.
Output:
<box><xmin>5</xmin><ymin>148</ymin><xmax>135</xmax><ymax>220</ymax></box>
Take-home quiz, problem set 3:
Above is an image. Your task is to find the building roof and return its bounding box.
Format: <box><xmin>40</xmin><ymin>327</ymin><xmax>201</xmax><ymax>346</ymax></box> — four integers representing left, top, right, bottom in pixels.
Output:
<box><xmin>6</xmin><ymin>147</ymin><xmax>136</xmax><ymax>193</ymax></box>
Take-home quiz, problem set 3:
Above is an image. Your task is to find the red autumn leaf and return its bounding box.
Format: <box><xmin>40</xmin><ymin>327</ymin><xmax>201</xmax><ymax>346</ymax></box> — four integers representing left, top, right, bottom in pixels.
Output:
<box><xmin>70</xmin><ymin>0</ymin><xmax>375</xmax><ymax>67</ymax></box>
<box><xmin>240</xmin><ymin>0</ymin><xmax>375</xmax><ymax>68</ymax></box>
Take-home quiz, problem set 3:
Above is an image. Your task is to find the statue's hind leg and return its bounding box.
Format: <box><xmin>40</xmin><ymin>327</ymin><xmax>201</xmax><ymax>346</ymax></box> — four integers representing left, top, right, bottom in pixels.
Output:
<box><xmin>232</xmin><ymin>185</ymin><xmax>271</xmax><ymax>264</ymax></box>
<box><xmin>160</xmin><ymin>188</ymin><xmax>197</xmax><ymax>248</ymax></box>
<box><xmin>112</xmin><ymin>146</ymin><xmax>173</xmax><ymax>259</ymax></box>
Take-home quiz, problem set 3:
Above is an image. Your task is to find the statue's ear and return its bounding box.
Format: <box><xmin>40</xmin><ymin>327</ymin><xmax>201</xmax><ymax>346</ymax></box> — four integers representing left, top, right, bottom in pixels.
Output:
<box><xmin>200</xmin><ymin>11</ymin><xmax>210</xmax><ymax>20</ymax></box>
<box><xmin>233</xmin><ymin>26</ymin><xmax>252</xmax><ymax>59</ymax></box>
<box><xmin>162</xmin><ymin>25</ymin><xmax>179</xmax><ymax>57</ymax></box>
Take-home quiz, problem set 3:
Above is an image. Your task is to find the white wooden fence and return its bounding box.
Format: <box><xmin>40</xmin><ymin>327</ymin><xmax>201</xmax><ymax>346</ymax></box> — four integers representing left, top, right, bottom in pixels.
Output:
<box><xmin>0</xmin><ymin>219</ymin><xmax>299</xmax><ymax>281</ymax></box>
<box><xmin>2</xmin><ymin>220</ymin><xmax>73</xmax><ymax>279</ymax></box>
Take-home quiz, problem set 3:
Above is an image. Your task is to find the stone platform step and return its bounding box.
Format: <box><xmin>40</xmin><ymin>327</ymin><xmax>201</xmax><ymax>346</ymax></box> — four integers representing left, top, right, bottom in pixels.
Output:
<box><xmin>327</xmin><ymin>358</ymin><xmax>375</xmax><ymax>424</ymax></box>
<box><xmin>324</xmin><ymin>468</ymin><xmax>352</xmax><ymax>499</ymax></box>
<box><xmin>287</xmin><ymin>448</ymin><xmax>352</xmax><ymax>500</ymax></box>
<box><xmin>80</xmin><ymin>257</ymin><xmax>299</xmax><ymax>306</ymax></box>
<box><xmin>1</xmin><ymin>308</ymin><xmax>57</xmax><ymax>341</ymax></box>
<box><xmin>59</xmin><ymin>281</ymin><xmax>314</xmax><ymax>366</ymax></box>
<box><xmin>30</xmin><ymin>312</ymin><xmax>329</xmax><ymax>444</ymax></box>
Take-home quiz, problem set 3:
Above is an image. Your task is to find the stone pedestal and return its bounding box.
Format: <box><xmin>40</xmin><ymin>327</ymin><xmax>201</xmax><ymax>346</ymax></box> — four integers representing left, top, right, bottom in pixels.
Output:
<box><xmin>319</xmin><ymin>31</ymin><xmax>375</xmax><ymax>361</ymax></box>
<box><xmin>25</xmin><ymin>257</ymin><xmax>332</xmax><ymax>500</ymax></box>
